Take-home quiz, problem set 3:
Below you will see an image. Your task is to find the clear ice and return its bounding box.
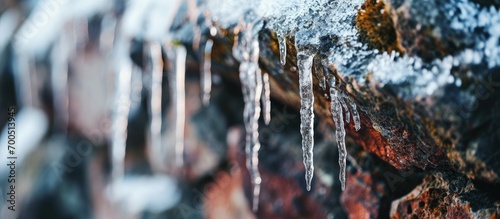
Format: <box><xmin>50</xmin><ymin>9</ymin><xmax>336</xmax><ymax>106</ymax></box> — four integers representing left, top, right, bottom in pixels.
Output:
<box><xmin>339</xmin><ymin>97</ymin><xmax>350</xmax><ymax>124</ymax></box>
<box><xmin>329</xmin><ymin>81</ymin><xmax>347</xmax><ymax>191</ymax></box>
<box><xmin>297</xmin><ymin>52</ymin><xmax>315</xmax><ymax>191</ymax></box>
<box><xmin>277</xmin><ymin>30</ymin><xmax>287</xmax><ymax>65</ymax></box>
<box><xmin>313</xmin><ymin>57</ymin><xmax>327</xmax><ymax>91</ymax></box>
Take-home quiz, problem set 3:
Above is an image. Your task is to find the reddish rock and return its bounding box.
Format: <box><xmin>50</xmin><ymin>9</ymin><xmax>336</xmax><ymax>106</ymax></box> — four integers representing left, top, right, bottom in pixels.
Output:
<box><xmin>341</xmin><ymin>170</ymin><xmax>386</xmax><ymax>219</ymax></box>
<box><xmin>391</xmin><ymin>173</ymin><xmax>500</xmax><ymax>219</ymax></box>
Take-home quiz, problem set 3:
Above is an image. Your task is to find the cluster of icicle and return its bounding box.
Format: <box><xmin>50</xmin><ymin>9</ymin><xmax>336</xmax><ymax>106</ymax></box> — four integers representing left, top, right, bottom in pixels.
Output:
<box><xmin>215</xmin><ymin>1</ymin><xmax>364</xmax><ymax>210</ymax></box>
<box><xmin>7</xmin><ymin>0</ymin><xmax>364</xmax><ymax>212</ymax></box>
<box><xmin>289</xmin><ymin>33</ymin><xmax>361</xmax><ymax>192</ymax></box>
<box><xmin>229</xmin><ymin>11</ymin><xmax>363</xmax><ymax>211</ymax></box>
<box><xmin>232</xmin><ymin>10</ymin><xmax>272</xmax><ymax>211</ymax></box>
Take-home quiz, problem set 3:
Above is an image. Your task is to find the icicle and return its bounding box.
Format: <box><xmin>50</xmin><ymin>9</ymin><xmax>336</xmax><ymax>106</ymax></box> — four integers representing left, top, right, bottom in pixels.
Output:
<box><xmin>329</xmin><ymin>79</ymin><xmax>347</xmax><ymax>191</ymax></box>
<box><xmin>51</xmin><ymin>28</ymin><xmax>70</xmax><ymax>132</ymax></box>
<box><xmin>173</xmin><ymin>45</ymin><xmax>187</xmax><ymax>167</ymax></box>
<box><xmin>234</xmin><ymin>10</ymin><xmax>263</xmax><ymax>211</ymax></box>
<box><xmin>247</xmin><ymin>66</ymin><xmax>263</xmax><ymax>213</ymax></box>
<box><xmin>297</xmin><ymin>52</ymin><xmax>315</xmax><ymax>191</ymax></box>
<box><xmin>201</xmin><ymin>39</ymin><xmax>214</xmax><ymax>106</ymax></box>
<box><xmin>339</xmin><ymin>97</ymin><xmax>350</xmax><ymax>124</ymax></box>
<box><xmin>277</xmin><ymin>30</ymin><xmax>287</xmax><ymax>66</ymax></box>
<box><xmin>261</xmin><ymin>72</ymin><xmax>271</xmax><ymax>125</ymax></box>
<box><xmin>349</xmin><ymin>100</ymin><xmax>361</xmax><ymax>131</ymax></box>
<box><xmin>150</xmin><ymin>42</ymin><xmax>163</xmax><ymax>157</ymax></box>
<box><xmin>239</xmin><ymin>62</ymin><xmax>262</xmax><ymax>212</ymax></box>
<box><xmin>111</xmin><ymin>50</ymin><xmax>133</xmax><ymax>183</ymax></box>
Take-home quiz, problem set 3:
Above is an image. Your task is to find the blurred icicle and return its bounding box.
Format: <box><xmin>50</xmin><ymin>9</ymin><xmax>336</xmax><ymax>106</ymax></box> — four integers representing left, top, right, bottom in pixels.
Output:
<box><xmin>261</xmin><ymin>72</ymin><xmax>271</xmax><ymax>125</ymax></box>
<box><xmin>150</xmin><ymin>42</ymin><xmax>163</xmax><ymax>158</ymax></box>
<box><xmin>233</xmin><ymin>10</ymin><xmax>263</xmax><ymax>211</ymax></box>
<box><xmin>111</xmin><ymin>43</ymin><xmax>133</xmax><ymax>183</ymax></box>
<box><xmin>13</xmin><ymin>49</ymin><xmax>33</xmax><ymax>108</ymax></box>
<box><xmin>201</xmin><ymin>39</ymin><xmax>214</xmax><ymax>106</ymax></box>
<box><xmin>172</xmin><ymin>45</ymin><xmax>187</xmax><ymax>167</ymax></box>
<box><xmin>51</xmin><ymin>22</ymin><xmax>79</xmax><ymax>133</ymax></box>
<box><xmin>349</xmin><ymin>100</ymin><xmax>361</xmax><ymax>131</ymax></box>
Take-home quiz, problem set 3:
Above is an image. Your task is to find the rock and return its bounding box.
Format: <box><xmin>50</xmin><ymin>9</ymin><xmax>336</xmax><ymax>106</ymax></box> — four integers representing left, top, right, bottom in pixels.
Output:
<box><xmin>391</xmin><ymin>172</ymin><xmax>500</xmax><ymax>219</ymax></box>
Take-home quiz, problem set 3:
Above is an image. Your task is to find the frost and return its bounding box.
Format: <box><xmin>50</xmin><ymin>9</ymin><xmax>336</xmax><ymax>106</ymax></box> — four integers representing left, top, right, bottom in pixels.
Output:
<box><xmin>367</xmin><ymin>52</ymin><xmax>456</xmax><ymax>96</ymax></box>
<box><xmin>448</xmin><ymin>1</ymin><xmax>500</xmax><ymax>68</ymax></box>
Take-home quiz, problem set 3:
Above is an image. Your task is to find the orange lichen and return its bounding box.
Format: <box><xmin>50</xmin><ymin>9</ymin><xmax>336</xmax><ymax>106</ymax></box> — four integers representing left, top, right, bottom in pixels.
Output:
<box><xmin>356</xmin><ymin>0</ymin><xmax>405</xmax><ymax>54</ymax></box>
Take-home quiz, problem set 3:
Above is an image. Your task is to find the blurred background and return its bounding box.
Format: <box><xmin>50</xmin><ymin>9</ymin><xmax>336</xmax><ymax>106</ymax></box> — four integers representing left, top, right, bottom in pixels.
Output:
<box><xmin>0</xmin><ymin>0</ymin><xmax>346</xmax><ymax>218</ymax></box>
